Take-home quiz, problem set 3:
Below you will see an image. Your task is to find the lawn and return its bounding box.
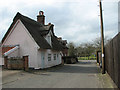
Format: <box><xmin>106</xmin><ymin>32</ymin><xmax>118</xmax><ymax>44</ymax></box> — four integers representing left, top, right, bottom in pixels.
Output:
<box><xmin>78</xmin><ymin>55</ymin><xmax>96</xmax><ymax>60</ymax></box>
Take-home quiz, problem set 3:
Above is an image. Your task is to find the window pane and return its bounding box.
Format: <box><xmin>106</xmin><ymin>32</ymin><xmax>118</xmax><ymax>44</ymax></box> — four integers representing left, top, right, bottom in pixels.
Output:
<box><xmin>48</xmin><ymin>54</ymin><xmax>51</xmax><ymax>61</ymax></box>
<box><xmin>54</xmin><ymin>54</ymin><xmax>56</xmax><ymax>60</ymax></box>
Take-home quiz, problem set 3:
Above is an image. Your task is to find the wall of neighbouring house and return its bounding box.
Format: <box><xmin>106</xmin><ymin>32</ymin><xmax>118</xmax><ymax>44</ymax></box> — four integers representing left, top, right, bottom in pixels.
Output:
<box><xmin>2</xmin><ymin>20</ymin><xmax>39</xmax><ymax>68</ymax></box>
<box><xmin>2</xmin><ymin>47</ymin><xmax>14</xmax><ymax>54</ymax></box>
<box><xmin>37</xmin><ymin>49</ymin><xmax>62</xmax><ymax>69</ymax></box>
<box><xmin>1</xmin><ymin>46</ymin><xmax>17</xmax><ymax>65</ymax></box>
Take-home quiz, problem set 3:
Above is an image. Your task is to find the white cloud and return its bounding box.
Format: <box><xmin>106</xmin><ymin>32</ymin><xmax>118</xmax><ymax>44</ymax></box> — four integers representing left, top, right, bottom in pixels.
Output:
<box><xmin>0</xmin><ymin>0</ymin><xmax>118</xmax><ymax>44</ymax></box>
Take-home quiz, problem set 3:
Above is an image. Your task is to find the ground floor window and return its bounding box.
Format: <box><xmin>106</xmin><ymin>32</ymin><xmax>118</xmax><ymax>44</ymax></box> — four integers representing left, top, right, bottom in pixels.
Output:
<box><xmin>48</xmin><ymin>54</ymin><xmax>51</xmax><ymax>61</ymax></box>
<box><xmin>57</xmin><ymin>54</ymin><xmax>59</xmax><ymax>58</ymax></box>
<box><xmin>54</xmin><ymin>54</ymin><xmax>56</xmax><ymax>60</ymax></box>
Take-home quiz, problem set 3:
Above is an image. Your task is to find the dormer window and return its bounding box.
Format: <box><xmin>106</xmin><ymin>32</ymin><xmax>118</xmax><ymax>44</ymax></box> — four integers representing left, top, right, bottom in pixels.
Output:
<box><xmin>47</xmin><ymin>35</ymin><xmax>51</xmax><ymax>46</ymax></box>
<box><xmin>44</xmin><ymin>32</ymin><xmax>52</xmax><ymax>46</ymax></box>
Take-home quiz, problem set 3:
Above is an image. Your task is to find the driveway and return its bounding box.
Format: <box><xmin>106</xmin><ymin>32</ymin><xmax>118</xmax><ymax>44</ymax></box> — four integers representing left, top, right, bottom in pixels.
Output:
<box><xmin>2</xmin><ymin>60</ymin><xmax>116</xmax><ymax>88</ymax></box>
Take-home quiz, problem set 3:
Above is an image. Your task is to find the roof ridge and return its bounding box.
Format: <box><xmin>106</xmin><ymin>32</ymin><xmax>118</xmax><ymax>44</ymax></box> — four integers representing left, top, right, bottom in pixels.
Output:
<box><xmin>2</xmin><ymin>12</ymin><xmax>66</xmax><ymax>51</ymax></box>
<box><xmin>13</xmin><ymin>12</ymin><xmax>44</xmax><ymax>27</ymax></box>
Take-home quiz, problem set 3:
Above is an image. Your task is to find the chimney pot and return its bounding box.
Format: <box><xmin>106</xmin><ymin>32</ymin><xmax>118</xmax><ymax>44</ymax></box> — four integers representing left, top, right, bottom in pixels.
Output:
<box><xmin>39</xmin><ymin>11</ymin><xmax>44</xmax><ymax>15</ymax></box>
<box><xmin>58</xmin><ymin>37</ymin><xmax>62</xmax><ymax>41</ymax></box>
<box><xmin>48</xmin><ymin>23</ymin><xmax>51</xmax><ymax>25</ymax></box>
<box><xmin>37</xmin><ymin>11</ymin><xmax>45</xmax><ymax>25</ymax></box>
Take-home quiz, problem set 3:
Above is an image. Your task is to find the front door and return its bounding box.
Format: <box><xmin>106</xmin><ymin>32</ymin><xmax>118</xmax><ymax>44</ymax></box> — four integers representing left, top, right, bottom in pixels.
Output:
<box><xmin>41</xmin><ymin>52</ymin><xmax>45</xmax><ymax>69</ymax></box>
<box><xmin>57</xmin><ymin>53</ymin><xmax>59</xmax><ymax>64</ymax></box>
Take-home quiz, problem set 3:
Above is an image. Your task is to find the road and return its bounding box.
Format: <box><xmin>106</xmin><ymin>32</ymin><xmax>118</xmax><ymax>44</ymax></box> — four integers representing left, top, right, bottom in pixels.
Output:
<box><xmin>2</xmin><ymin>60</ymin><xmax>116</xmax><ymax>88</ymax></box>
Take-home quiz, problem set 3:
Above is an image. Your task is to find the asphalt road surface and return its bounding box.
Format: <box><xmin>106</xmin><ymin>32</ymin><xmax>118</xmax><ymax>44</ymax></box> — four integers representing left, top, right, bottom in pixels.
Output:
<box><xmin>2</xmin><ymin>60</ymin><xmax>116</xmax><ymax>88</ymax></box>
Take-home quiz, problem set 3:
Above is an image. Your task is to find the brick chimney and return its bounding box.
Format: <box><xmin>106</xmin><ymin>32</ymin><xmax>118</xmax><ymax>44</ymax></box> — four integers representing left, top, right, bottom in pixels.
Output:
<box><xmin>37</xmin><ymin>11</ymin><xmax>45</xmax><ymax>25</ymax></box>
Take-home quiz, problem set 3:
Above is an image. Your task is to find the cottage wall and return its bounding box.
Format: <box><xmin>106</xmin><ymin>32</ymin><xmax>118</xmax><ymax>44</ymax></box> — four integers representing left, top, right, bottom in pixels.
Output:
<box><xmin>2</xmin><ymin>20</ymin><xmax>39</xmax><ymax>68</ymax></box>
<box><xmin>37</xmin><ymin>49</ymin><xmax>62</xmax><ymax>69</ymax></box>
<box><xmin>6</xmin><ymin>48</ymin><xmax>19</xmax><ymax>57</ymax></box>
<box><xmin>46</xmin><ymin>50</ymin><xmax>62</xmax><ymax>68</ymax></box>
<box><xmin>2</xmin><ymin>19</ymin><xmax>62</xmax><ymax>69</ymax></box>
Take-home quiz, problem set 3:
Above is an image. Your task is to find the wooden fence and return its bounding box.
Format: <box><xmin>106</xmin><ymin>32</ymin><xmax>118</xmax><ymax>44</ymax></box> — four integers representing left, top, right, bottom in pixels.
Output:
<box><xmin>4</xmin><ymin>56</ymin><xmax>29</xmax><ymax>71</ymax></box>
<box><xmin>105</xmin><ymin>32</ymin><xmax>120</xmax><ymax>88</ymax></box>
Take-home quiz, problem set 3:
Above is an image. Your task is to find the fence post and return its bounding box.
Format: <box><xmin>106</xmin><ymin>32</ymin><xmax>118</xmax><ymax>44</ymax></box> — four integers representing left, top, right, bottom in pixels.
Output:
<box><xmin>96</xmin><ymin>51</ymin><xmax>100</xmax><ymax>63</ymax></box>
<box><xmin>4</xmin><ymin>56</ymin><xmax>8</xmax><ymax>69</ymax></box>
<box><xmin>23</xmin><ymin>56</ymin><xmax>29</xmax><ymax>71</ymax></box>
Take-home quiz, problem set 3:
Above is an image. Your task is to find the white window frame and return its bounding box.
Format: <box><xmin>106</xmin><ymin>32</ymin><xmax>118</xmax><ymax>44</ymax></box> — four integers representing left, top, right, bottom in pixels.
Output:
<box><xmin>57</xmin><ymin>54</ymin><xmax>59</xmax><ymax>58</ymax></box>
<box><xmin>48</xmin><ymin>54</ymin><xmax>51</xmax><ymax>61</ymax></box>
<box><xmin>48</xmin><ymin>35</ymin><xmax>51</xmax><ymax>45</ymax></box>
<box><xmin>54</xmin><ymin>54</ymin><xmax>56</xmax><ymax>60</ymax></box>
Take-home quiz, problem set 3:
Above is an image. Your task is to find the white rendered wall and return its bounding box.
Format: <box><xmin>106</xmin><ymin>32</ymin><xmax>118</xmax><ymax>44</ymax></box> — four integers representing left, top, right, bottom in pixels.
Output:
<box><xmin>2</xmin><ymin>19</ymin><xmax>62</xmax><ymax>69</ymax></box>
<box><xmin>37</xmin><ymin>49</ymin><xmax>62</xmax><ymax>69</ymax></box>
<box><xmin>2</xmin><ymin>20</ymin><xmax>39</xmax><ymax>68</ymax></box>
<box><xmin>7</xmin><ymin>48</ymin><xmax>20</xmax><ymax>57</ymax></box>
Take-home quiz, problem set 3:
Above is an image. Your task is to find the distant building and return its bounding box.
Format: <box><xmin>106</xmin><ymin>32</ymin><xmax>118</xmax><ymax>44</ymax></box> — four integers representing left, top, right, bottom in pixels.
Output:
<box><xmin>1</xmin><ymin>11</ymin><xmax>68</xmax><ymax>69</ymax></box>
<box><xmin>57</xmin><ymin>37</ymin><xmax>68</xmax><ymax>56</ymax></box>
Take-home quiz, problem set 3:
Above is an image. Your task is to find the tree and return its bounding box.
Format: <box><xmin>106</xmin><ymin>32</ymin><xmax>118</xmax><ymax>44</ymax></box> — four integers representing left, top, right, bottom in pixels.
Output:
<box><xmin>92</xmin><ymin>36</ymin><xmax>112</xmax><ymax>51</ymax></box>
<box><xmin>76</xmin><ymin>45</ymin><xmax>84</xmax><ymax>57</ymax></box>
<box><xmin>83</xmin><ymin>43</ymin><xmax>95</xmax><ymax>58</ymax></box>
<box><xmin>92</xmin><ymin>37</ymin><xmax>101</xmax><ymax>51</ymax></box>
<box><xmin>67</xmin><ymin>36</ymin><xmax>111</xmax><ymax>59</ymax></box>
<box><xmin>76</xmin><ymin>42</ymin><xmax>95</xmax><ymax>59</ymax></box>
<box><xmin>67</xmin><ymin>42</ymin><xmax>76</xmax><ymax>56</ymax></box>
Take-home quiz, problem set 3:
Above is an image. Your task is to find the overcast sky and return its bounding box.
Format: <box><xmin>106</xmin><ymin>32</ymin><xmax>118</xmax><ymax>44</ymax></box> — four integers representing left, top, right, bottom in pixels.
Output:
<box><xmin>0</xmin><ymin>0</ymin><xmax>119</xmax><ymax>45</ymax></box>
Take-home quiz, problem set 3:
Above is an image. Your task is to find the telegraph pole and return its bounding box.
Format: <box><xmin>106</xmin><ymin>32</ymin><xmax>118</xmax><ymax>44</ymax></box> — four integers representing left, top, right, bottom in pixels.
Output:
<box><xmin>99</xmin><ymin>0</ymin><xmax>105</xmax><ymax>74</ymax></box>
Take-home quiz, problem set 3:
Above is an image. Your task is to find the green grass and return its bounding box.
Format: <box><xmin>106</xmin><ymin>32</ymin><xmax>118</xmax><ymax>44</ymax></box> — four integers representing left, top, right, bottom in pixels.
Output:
<box><xmin>78</xmin><ymin>56</ymin><xmax>96</xmax><ymax>60</ymax></box>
